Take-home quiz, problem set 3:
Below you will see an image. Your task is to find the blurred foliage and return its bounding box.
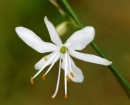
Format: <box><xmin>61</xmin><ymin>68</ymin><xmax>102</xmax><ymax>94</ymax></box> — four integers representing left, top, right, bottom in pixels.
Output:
<box><xmin>0</xmin><ymin>0</ymin><xmax>130</xmax><ymax>105</ymax></box>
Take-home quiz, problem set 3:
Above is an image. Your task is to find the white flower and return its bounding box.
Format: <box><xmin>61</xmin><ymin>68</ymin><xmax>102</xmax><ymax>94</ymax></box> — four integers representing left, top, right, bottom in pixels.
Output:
<box><xmin>15</xmin><ymin>16</ymin><xmax>112</xmax><ymax>99</ymax></box>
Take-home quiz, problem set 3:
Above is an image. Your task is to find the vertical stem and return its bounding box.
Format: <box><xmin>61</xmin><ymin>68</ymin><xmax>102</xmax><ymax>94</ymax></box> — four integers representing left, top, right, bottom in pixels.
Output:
<box><xmin>91</xmin><ymin>41</ymin><xmax>130</xmax><ymax>89</ymax></box>
<box><xmin>61</xmin><ymin>0</ymin><xmax>130</xmax><ymax>90</ymax></box>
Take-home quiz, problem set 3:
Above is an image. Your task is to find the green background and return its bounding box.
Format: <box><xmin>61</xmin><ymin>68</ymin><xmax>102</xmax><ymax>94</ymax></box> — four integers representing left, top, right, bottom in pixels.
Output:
<box><xmin>0</xmin><ymin>0</ymin><xmax>130</xmax><ymax>105</ymax></box>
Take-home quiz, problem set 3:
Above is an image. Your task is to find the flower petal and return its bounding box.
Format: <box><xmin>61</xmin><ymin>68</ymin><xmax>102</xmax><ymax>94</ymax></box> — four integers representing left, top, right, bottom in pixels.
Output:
<box><xmin>69</xmin><ymin>50</ymin><xmax>112</xmax><ymax>66</ymax></box>
<box><xmin>15</xmin><ymin>27</ymin><xmax>58</xmax><ymax>53</ymax></box>
<box><xmin>44</xmin><ymin>16</ymin><xmax>62</xmax><ymax>45</ymax></box>
<box><xmin>65</xmin><ymin>26</ymin><xmax>95</xmax><ymax>50</ymax></box>
<box><xmin>35</xmin><ymin>51</ymin><xmax>58</xmax><ymax>70</ymax></box>
<box><xmin>62</xmin><ymin>54</ymin><xmax>84</xmax><ymax>83</ymax></box>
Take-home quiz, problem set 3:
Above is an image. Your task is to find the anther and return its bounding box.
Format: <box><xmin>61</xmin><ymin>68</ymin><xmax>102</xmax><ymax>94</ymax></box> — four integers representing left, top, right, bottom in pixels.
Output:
<box><xmin>70</xmin><ymin>72</ymin><xmax>74</xmax><ymax>77</ymax></box>
<box><xmin>42</xmin><ymin>74</ymin><xmax>45</xmax><ymax>80</ymax></box>
<box><xmin>30</xmin><ymin>77</ymin><xmax>34</xmax><ymax>84</ymax></box>
<box><xmin>66</xmin><ymin>76</ymin><xmax>70</xmax><ymax>82</ymax></box>
<box><xmin>44</xmin><ymin>56</ymin><xmax>48</xmax><ymax>61</ymax></box>
<box><xmin>64</xmin><ymin>95</ymin><xmax>68</xmax><ymax>100</ymax></box>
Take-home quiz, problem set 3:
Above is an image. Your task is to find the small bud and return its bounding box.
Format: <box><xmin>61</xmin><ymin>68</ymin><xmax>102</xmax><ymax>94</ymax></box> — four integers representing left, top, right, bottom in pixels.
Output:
<box><xmin>56</xmin><ymin>22</ymin><xmax>70</xmax><ymax>36</ymax></box>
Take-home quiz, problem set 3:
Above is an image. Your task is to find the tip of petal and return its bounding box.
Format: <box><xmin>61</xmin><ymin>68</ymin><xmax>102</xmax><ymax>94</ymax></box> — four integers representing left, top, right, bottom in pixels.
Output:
<box><xmin>85</xmin><ymin>26</ymin><xmax>95</xmax><ymax>33</ymax></box>
<box><xmin>15</xmin><ymin>26</ymin><xmax>21</xmax><ymax>32</ymax></box>
<box><xmin>103</xmin><ymin>60</ymin><xmax>112</xmax><ymax>66</ymax></box>
<box><xmin>108</xmin><ymin>61</ymin><xmax>112</xmax><ymax>65</ymax></box>
<box><xmin>44</xmin><ymin>16</ymin><xmax>48</xmax><ymax>22</ymax></box>
<box><xmin>15</xmin><ymin>26</ymin><xmax>25</xmax><ymax>33</ymax></box>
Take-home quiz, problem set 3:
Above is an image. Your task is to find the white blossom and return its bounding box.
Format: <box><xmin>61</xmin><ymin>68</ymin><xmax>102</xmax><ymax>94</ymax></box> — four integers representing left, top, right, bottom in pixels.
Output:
<box><xmin>15</xmin><ymin>16</ymin><xmax>112</xmax><ymax>99</ymax></box>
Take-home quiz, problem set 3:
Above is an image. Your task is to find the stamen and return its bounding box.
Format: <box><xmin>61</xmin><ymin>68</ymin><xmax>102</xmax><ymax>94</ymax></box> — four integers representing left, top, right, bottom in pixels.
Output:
<box><xmin>52</xmin><ymin>57</ymin><xmax>62</xmax><ymax>98</ymax></box>
<box><xmin>45</xmin><ymin>54</ymin><xmax>60</xmax><ymax>75</ymax></box>
<box><xmin>42</xmin><ymin>74</ymin><xmax>45</xmax><ymax>80</ymax></box>
<box><xmin>64</xmin><ymin>52</ymin><xmax>68</xmax><ymax>100</ymax></box>
<box><xmin>67</xmin><ymin>53</ymin><xmax>74</xmax><ymax>78</ymax></box>
<box><xmin>44</xmin><ymin>56</ymin><xmax>48</xmax><ymax>61</ymax></box>
<box><xmin>33</xmin><ymin>52</ymin><xmax>57</xmax><ymax>79</ymax></box>
<box><xmin>30</xmin><ymin>77</ymin><xmax>34</xmax><ymax>84</ymax></box>
<box><xmin>66</xmin><ymin>76</ymin><xmax>70</xmax><ymax>82</ymax></box>
<box><xmin>64</xmin><ymin>95</ymin><xmax>68</xmax><ymax>100</ymax></box>
<box><xmin>70</xmin><ymin>72</ymin><xmax>74</xmax><ymax>77</ymax></box>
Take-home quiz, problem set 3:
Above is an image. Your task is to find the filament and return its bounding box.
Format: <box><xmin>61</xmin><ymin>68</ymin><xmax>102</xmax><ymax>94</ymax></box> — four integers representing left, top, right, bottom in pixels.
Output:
<box><xmin>52</xmin><ymin>57</ymin><xmax>62</xmax><ymax>98</ymax></box>
<box><xmin>45</xmin><ymin>54</ymin><xmax>60</xmax><ymax>75</ymax></box>
<box><xmin>33</xmin><ymin>52</ymin><xmax>57</xmax><ymax>78</ymax></box>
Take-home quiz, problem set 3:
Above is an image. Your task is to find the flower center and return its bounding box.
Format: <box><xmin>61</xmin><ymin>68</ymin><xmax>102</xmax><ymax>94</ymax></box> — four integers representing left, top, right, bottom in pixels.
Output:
<box><xmin>60</xmin><ymin>46</ymin><xmax>67</xmax><ymax>54</ymax></box>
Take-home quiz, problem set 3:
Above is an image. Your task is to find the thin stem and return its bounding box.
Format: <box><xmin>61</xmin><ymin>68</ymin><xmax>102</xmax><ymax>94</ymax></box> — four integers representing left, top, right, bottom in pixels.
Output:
<box><xmin>62</xmin><ymin>0</ymin><xmax>83</xmax><ymax>28</ymax></box>
<box><xmin>91</xmin><ymin>41</ymin><xmax>130</xmax><ymax>89</ymax></box>
<box><xmin>61</xmin><ymin>0</ymin><xmax>130</xmax><ymax>91</ymax></box>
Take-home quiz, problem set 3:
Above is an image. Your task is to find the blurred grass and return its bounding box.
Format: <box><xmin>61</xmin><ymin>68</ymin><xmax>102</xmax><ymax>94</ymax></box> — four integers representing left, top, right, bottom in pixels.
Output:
<box><xmin>0</xmin><ymin>0</ymin><xmax>130</xmax><ymax>105</ymax></box>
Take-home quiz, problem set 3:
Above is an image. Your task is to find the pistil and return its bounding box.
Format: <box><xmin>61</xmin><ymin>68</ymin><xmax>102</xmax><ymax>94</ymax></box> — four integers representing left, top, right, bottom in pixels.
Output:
<box><xmin>60</xmin><ymin>46</ymin><xmax>67</xmax><ymax>54</ymax></box>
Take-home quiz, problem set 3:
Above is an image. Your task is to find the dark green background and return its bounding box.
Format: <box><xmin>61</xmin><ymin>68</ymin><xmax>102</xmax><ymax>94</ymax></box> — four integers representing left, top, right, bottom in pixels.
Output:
<box><xmin>0</xmin><ymin>0</ymin><xmax>130</xmax><ymax>105</ymax></box>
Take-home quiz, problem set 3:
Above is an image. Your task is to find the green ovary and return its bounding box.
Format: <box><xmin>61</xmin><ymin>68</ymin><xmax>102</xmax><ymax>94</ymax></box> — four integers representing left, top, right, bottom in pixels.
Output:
<box><xmin>60</xmin><ymin>46</ymin><xmax>67</xmax><ymax>54</ymax></box>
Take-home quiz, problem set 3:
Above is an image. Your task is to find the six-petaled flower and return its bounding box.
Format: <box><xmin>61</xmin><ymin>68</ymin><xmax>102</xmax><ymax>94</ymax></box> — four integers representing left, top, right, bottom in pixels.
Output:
<box><xmin>15</xmin><ymin>16</ymin><xmax>112</xmax><ymax>99</ymax></box>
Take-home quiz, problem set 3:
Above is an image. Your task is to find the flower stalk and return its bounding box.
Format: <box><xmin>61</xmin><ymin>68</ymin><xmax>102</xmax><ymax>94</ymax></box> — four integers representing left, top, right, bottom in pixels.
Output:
<box><xmin>61</xmin><ymin>0</ymin><xmax>130</xmax><ymax>92</ymax></box>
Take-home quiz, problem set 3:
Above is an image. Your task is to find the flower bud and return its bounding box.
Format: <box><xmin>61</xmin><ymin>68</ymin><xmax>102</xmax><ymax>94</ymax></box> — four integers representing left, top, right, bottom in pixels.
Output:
<box><xmin>56</xmin><ymin>21</ymin><xmax>70</xmax><ymax>36</ymax></box>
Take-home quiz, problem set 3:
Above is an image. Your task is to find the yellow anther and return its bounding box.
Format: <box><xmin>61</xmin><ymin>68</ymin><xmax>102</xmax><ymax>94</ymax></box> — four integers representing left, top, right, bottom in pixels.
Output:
<box><xmin>66</xmin><ymin>76</ymin><xmax>70</xmax><ymax>82</ymax></box>
<box><xmin>42</xmin><ymin>74</ymin><xmax>45</xmax><ymax>80</ymax></box>
<box><xmin>64</xmin><ymin>95</ymin><xmax>68</xmax><ymax>100</ymax></box>
<box><xmin>44</xmin><ymin>56</ymin><xmax>48</xmax><ymax>61</ymax></box>
<box><xmin>30</xmin><ymin>77</ymin><xmax>34</xmax><ymax>84</ymax></box>
<box><xmin>70</xmin><ymin>72</ymin><xmax>74</xmax><ymax>77</ymax></box>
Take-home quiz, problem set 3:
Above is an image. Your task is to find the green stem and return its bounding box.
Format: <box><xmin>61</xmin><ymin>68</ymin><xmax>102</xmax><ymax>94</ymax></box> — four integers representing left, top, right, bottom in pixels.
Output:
<box><xmin>62</xmin><ymin>0</ymin><xmax>130</xmax><ymax>90</ymax></box>
<box><xmin>62</xmin><ymin>0</ymin><xmax>84</xmax><ymax>28</ymax></box>
<box><xmin>91</xmin><ymin>41</ymin><xmax>130</xmax><ymax>89</ymax></box>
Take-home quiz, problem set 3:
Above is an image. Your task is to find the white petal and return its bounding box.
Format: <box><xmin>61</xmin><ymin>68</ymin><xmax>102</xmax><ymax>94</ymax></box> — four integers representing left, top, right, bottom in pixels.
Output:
<box><xmin>44</xmin><ymin>16</ymin><xmax>62</xmax><ymax>45</ymax></box>
<box><xmin>69</xmin><ymin>50</ymin><xmax>112</xmax><ymax>66</ymax></box>
<box><xmin>65</xmin><ymin>26</ymin><xmax>95</xmax><ymax>50</ymax></box>
<box><xmin>15</xmin><ymin>27</ymin><xmax>58</xmax><ymax>53</ymax></box>
<box><xmin>62</xmin><ymin>54</ymin><xmax>84</xmax><ymax>83</ymax></box>
<box><xmin>34</xmin><ymin>52</ymin><xmax>57</xmax><ymax>70</ymax></box>
<box><xmin>68</xmin><ymin>55</ymin><xmax>84</xmax><ymax>82</ymax></box>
